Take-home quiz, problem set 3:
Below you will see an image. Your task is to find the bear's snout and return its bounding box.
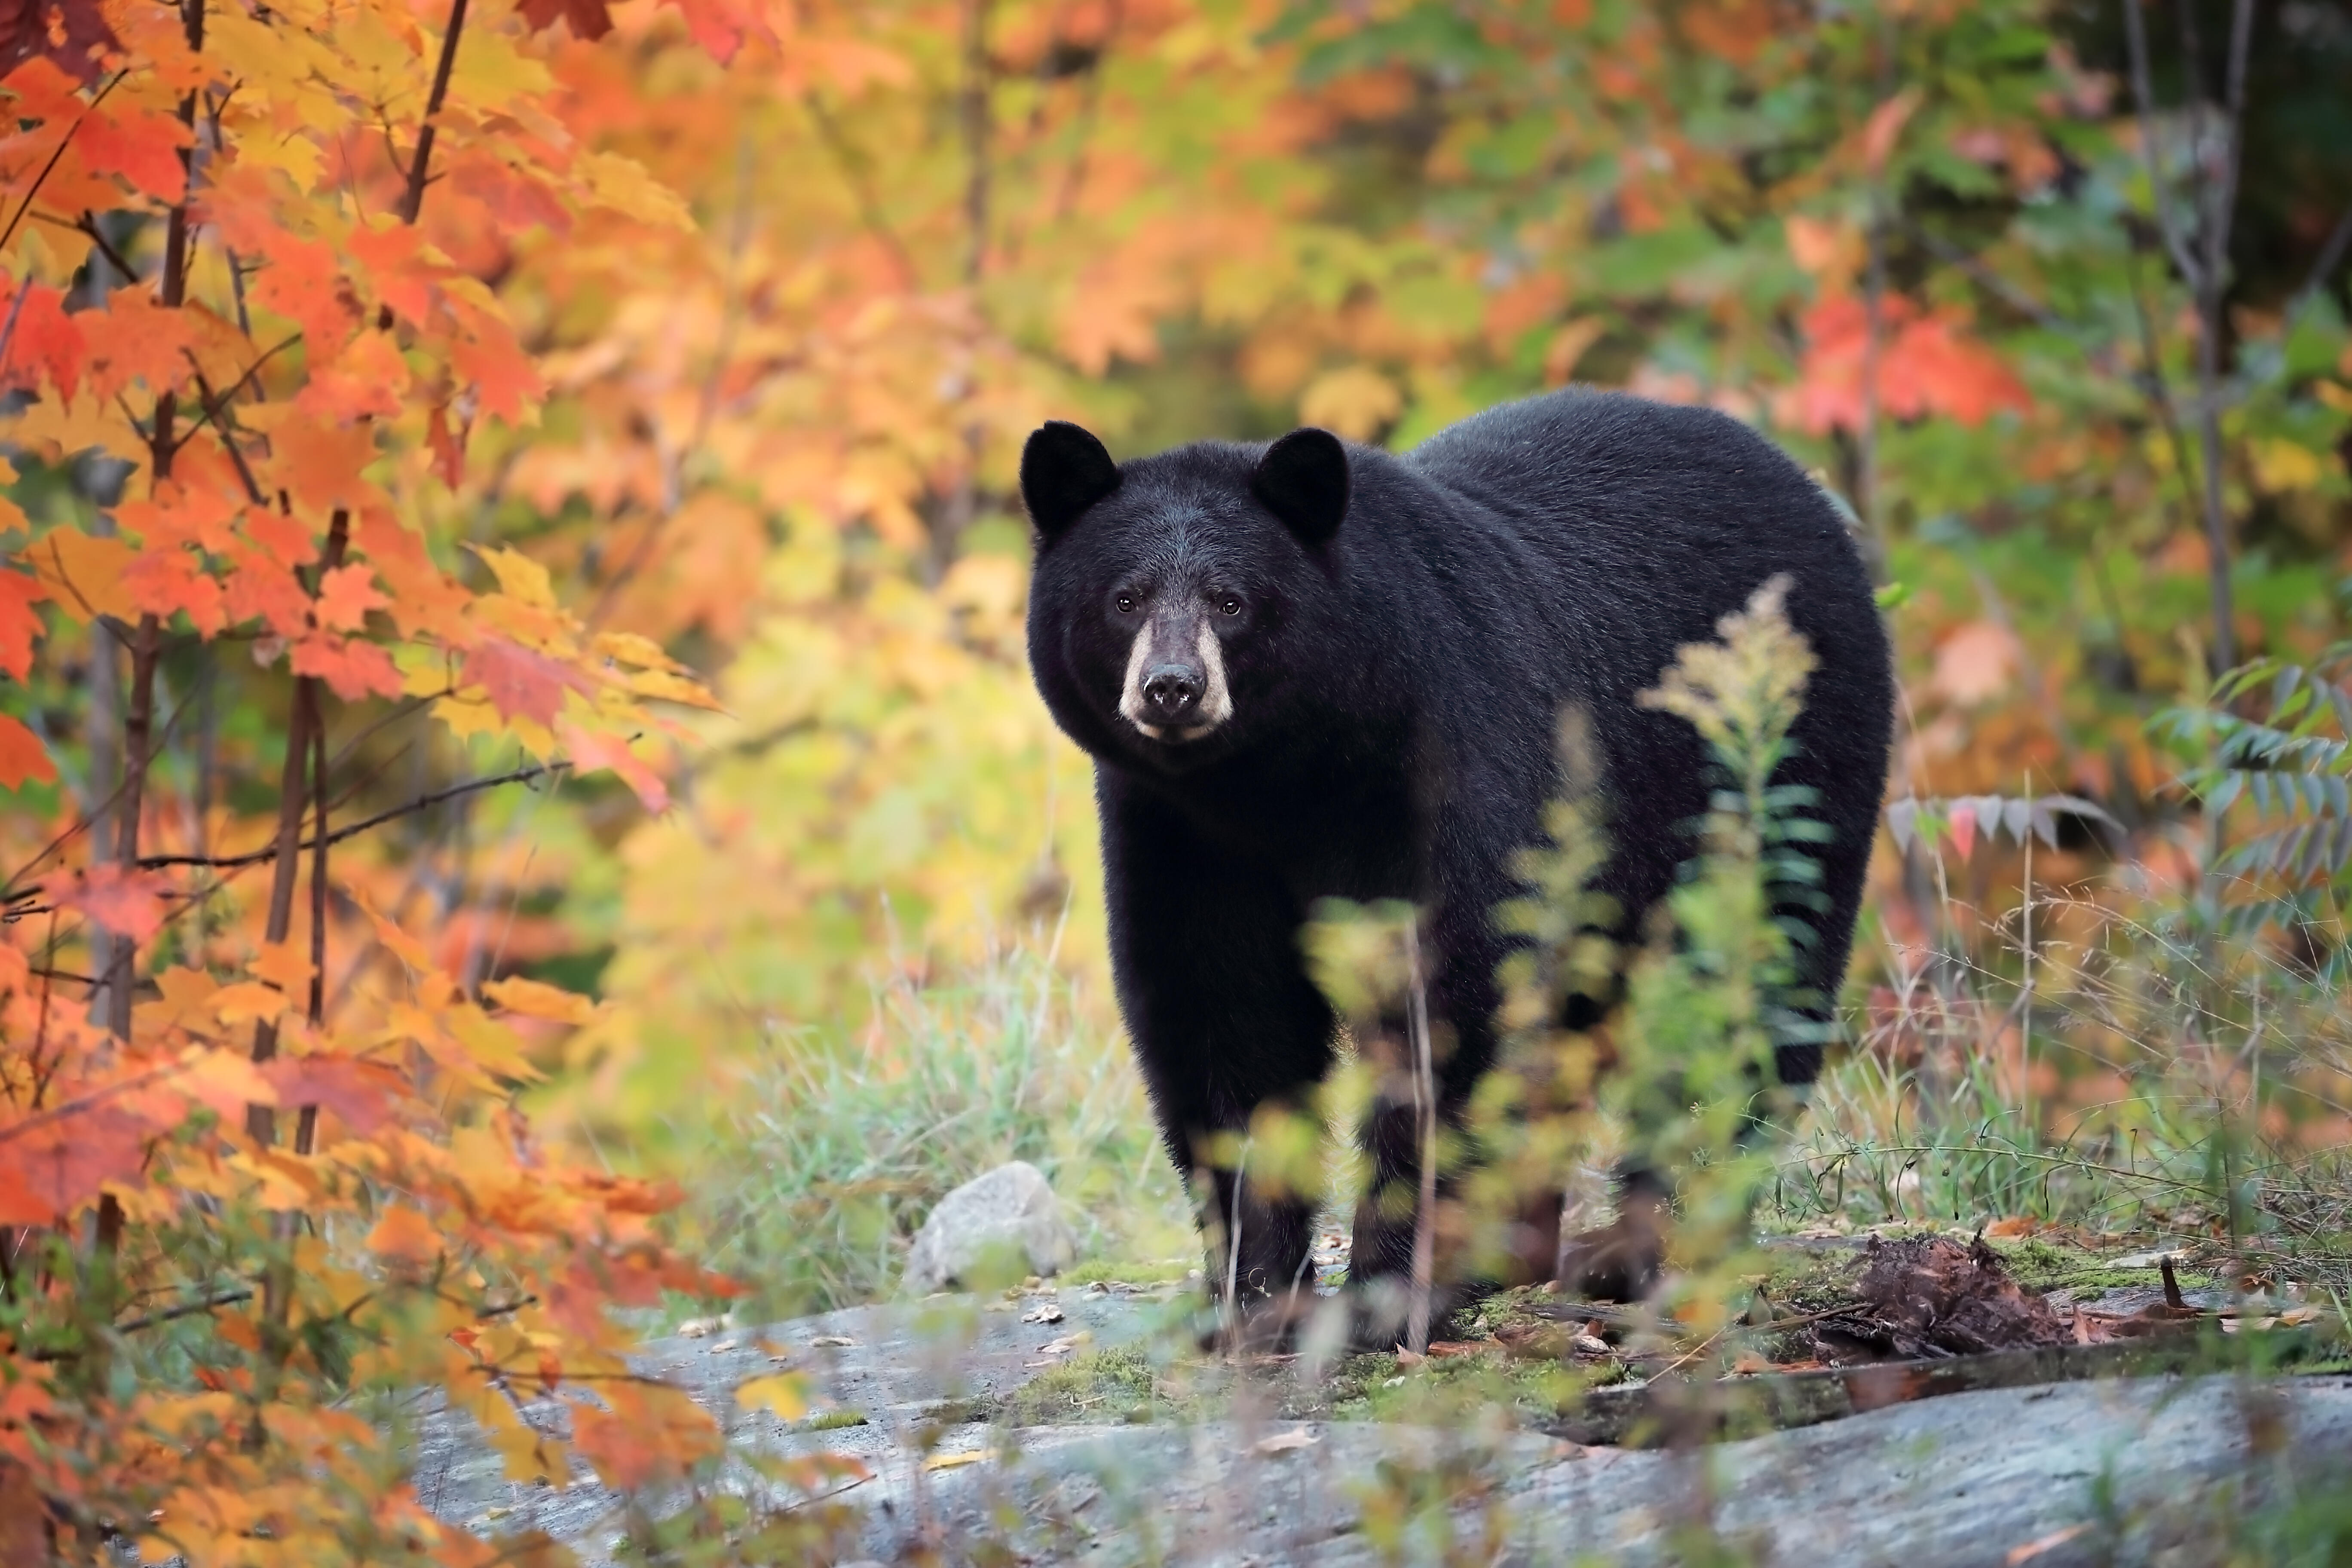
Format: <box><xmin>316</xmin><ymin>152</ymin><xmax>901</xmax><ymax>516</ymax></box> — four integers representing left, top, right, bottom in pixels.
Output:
<box><xmin>1142</xmin><ymin>663</ymin><xmax>1203</xmax><ymax>721</ymax></box>
<box><xmin>1117</xmin><ymin>612</ymin><xmax>1235</xmax><ymax>741</ymax></box>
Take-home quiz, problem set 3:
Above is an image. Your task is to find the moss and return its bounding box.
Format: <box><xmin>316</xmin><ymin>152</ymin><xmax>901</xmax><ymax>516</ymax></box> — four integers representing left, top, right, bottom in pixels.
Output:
<box><xmin>994</xmin><ymin>1346</ymin><xmax>1159</xmax><ymax>1425</ymax></box>
<box><xmin>794</xmin><ymin>1409</ymin><xmax>870</xmax><ymax>1433</ymax></box>
<box><xmin>1059</xmin><ymin>1258</ymin><xmax>1195</xmax><ymax>1287</ymax></box>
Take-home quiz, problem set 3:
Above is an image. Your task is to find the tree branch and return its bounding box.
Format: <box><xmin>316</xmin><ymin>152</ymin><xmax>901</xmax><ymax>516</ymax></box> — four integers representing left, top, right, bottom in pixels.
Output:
<box><xmin>2119</xmin><ymin>0</ymin><xmax>2203</xmax><ymax>288</ymax></box>
<box><xmin>138</xmin><ymin>760</ymin><xmax>572</xmax><ymax>872</ymax></box>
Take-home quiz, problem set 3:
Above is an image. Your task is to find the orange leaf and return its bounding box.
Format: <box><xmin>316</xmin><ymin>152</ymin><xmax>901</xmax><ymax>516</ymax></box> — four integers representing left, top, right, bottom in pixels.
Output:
<box><xmin>0</xmin><ymin>714</ymin><xmax>53</xmax><ymax>789</ymax></box>
<box><xmin>121</xmin><ymin>548</ymin><xmax>228</xmax><ymax>635</ymax></box>
<box><xmin>351</xmin><ymin>888</ymin><xmax>437</xmax><ymax>973</ymax></box>
<box><xmin>52</xmin><ymin>863</ymin><xmax>172</xmax><ymax>942</ymax></box>
<box><xmin>366</xmin><ymin>1204</ymin><xmax>441</xmax><ymax>1265</ymax></box>
<box><xmin>250</xmin><ymin>940</ymin><xmax>316</xmax><ymax>994</ymax></box>
<box><xmin>77</xmin><ymin>286</ymin><xmax>200</xmax><ymax>401</ymax></box>
<box><xmin>272</xmin><ymin>420</ymin><xmax>380</xmax><ymax>516</ymax></box>
<box><xmin>314</xmin><ymin>564</ymin><xmax>389</xmax><ymax>633</ymax></box>
<box><xmin>572</xmin><ymin>1383</ymin><xmax>721</xmax><ymax>1491</ymax></box>
<box><xmin>291</xmin><ymin>632</ymin><xmax>404</xmax><ymax>701</ymax></box>
<box><xmin>463</xmin><ymin>638</ymin><xmax>592</xmax><ymax>726</ymax></box>
<box><xmin>24</xmin><ymin>526</ymin><xmax>137</xmax><ymax>624</ymax></box>
<box><xmin>0</xmin><ymin>567</ymin><xmax>46</xmax><ymax>680</ymax></box>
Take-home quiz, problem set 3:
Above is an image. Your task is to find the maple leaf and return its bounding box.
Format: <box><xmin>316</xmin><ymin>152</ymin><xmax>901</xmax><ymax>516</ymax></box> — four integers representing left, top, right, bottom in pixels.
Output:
<box><xmin>0</xmin><ymin>1105</ymin><xmax>150</xmax><ymax>1225</ymax></box>
<box><xmin>482</xmin><ymin>974</ymin><xmax>599</xmax><ymax>1025</ymax></box>
<box><xmin>121</xmin><ymin>547</ymin><xmax>228</xmax><ymax>635</ymax></box>
<box><xmin>290</xmin><ymin>631</ymin><xmax>404</xmax><ymax>701</ymax></box>
<box><xmin>260</xmin><ymin>1057</ymin><xmax>404</xmax><ymax>1136</ymax></box>
<box><xmin>52</xmin><ymin>863</ymin><xmax>172</xmax><ymax>942</ymax></box>
<box><xmin>0</xmin><ymin>713</ymin><xmax>55</xmax><ymax>788</ymax></box>
<box><xmin>315</xmin><ymin>564</ymin><xmax>390</xmax><ymax>633</ymax></box>
<box><xmin>462</xmin><ymin>638</ymin><xmax>593</xmax><ymax>726</ymax></box>
<box><xmin>572</xmin><ymin>1383</ymin><xmax>722</xmax><ymax>1491</ymax></box>
<box><xmin>75</xmin><ymin>99</ymin><xmax>191</xmax><ymax>202</ymax></box>
<box><xmin>557</xmin><ymin>720</ymin><xmax>669</xmax><ymax>812</ymax></box>
<box><xmin>0</xmin><ymin>567</ymin><xmax>46</xmax><ymax>680</ymax></box>
<box><xmin>74</xmin><ymin>286</ymin><xmax>200</xmax><ymax>401</ymax></box>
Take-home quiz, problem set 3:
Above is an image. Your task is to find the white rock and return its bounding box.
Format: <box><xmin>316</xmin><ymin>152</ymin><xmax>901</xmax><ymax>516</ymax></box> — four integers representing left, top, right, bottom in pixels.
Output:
<box><xmin>902</xmin><ymin>1161</ymin><xmax>1077</xmax><ymax>1295</ymax></box>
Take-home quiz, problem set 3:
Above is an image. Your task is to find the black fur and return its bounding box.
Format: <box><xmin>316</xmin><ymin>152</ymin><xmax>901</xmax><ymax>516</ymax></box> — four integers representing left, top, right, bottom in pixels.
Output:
<box><xmin>1022</xmin><ymin>389</ymin><xmax>1894</xmax><ymax>1325</ymax></box>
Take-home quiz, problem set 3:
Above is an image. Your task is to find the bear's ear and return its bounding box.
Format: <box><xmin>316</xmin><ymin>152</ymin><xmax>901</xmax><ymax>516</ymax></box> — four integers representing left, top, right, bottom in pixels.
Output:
<box><xmin>1251</xmin><ymin>427</ymin><xmax>1350</xmax><ymax>546</ymax></box>
<box><xmin>1020</xmin><ymin>421</ymin><xmax>1121</xmax><ymax>544</ymax></box>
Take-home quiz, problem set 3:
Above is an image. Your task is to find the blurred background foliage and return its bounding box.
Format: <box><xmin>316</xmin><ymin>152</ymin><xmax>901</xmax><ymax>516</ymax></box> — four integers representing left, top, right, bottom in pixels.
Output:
<box><xmin>16</xmin><ymin>0</ymin><xmax>2349</xmax><ymax>1308</ymax></box>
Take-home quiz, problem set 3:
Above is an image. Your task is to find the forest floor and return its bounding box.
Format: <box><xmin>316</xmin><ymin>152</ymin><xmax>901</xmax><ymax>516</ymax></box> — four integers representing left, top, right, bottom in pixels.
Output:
<box><xmin>420</xmin><ymin>1230</ymin><xmax>2352</xmax><ymax>1565</ymax></box>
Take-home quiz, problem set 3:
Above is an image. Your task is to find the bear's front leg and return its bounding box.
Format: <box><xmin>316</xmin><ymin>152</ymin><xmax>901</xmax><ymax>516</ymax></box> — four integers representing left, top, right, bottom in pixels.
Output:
<box><xmin>1344</xmin><ymin>895</ymin><xmax>1507</xmax><ymax>1348</ymax></box>
<box><xmin>1097</xmin><ymin>776</ymin><xmax>1334</xmax><ymax>1344</ymax></box>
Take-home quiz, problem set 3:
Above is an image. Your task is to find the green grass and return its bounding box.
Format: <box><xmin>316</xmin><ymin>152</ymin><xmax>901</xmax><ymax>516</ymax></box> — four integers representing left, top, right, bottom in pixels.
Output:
<box><xmin>682</xmin><ymin>946</ymin><xmax>1192</xmax><ymax>1317</ymax></box>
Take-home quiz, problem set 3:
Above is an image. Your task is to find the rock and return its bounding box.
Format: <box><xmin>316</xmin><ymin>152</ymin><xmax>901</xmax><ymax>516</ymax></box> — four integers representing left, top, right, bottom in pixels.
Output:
<box><xmin>901</xmin><ymin>1161</ymin><xmax>1076</xmax><ymax>1295</ymax></box>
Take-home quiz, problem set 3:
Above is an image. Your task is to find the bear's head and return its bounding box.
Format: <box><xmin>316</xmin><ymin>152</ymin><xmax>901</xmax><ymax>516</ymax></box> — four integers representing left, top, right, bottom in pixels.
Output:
<box><xmin>1020</xmin><ymin>420</ymin><xmax>1351</xmax><ymax>769</ymax></box>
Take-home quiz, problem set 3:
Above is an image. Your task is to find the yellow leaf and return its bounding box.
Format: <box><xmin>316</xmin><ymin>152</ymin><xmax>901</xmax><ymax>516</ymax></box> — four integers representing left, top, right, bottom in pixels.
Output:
<box><xmin>471</xmin><ymin>544</ymin><xmax>560</xmax><ymax>611</ymax></box>
<box><xmin>178</xmin><ymin>1047</ymin><xmax>279</xmax><ymax>1120</ymax></box>
<box><xmin>482</xmin><ymin>975</ymin><xmax>599</xmax><ymax>1026</ymax></box>
<box><xmin>2251</xmin><ymin>438</ymin><xmax>2331</xmax><ymax>493</ymax></box>
<box><xmin>442</xmin><ymin>1002</ymin><xmax>540</xmax><ymax>1077</ymax></box>
<box><xmin>7</xmin><ymin>392</ymin><xmax>148</xmax><ymax>466</ymax></box>
<box><xmin>2315</xmin><ymin>380</ymin><xmax>2352</xmax><ymax>416</ymax></box>
<box><xmin>592</xmin><ymin>630</ymin><xmax>687</xmax><ymax>672</ymax></box>
<box><xmin>210</xmin><ymin>980</ymin><xmax>294</xmax><ymax>1026</ymax></box>
<box><xmin>1298</xmin><ymin>365</ymin><xmax>1401</xmax><ymax>441</ymax></box>
<box><xmin>250</xmin><ymin>940</ymin><xmax>317</xmax><ymax>995</ymax></box>
<box><xmin>24</xmin><ymin>527</ymin><xmax>139</xmax><ymax>624</ymax></box>
<box><xmin>923</xmin><ymin>1448</ymin><xmax>995</xmax><ymax>1472</ymax></box>
<box><xmin>734</xmin><ymin>1372</ymin><xmax>810</xmax><ymax>1422</ymax></box>
<box><xmin>578</xmin><ymin>151</ymin><xmax>694</xmax><ymax>230</ymax></box>
<box><xmin>623</xmin><ymin>667</ymin><xmax>723</xmax><ymax>710</ymax></box>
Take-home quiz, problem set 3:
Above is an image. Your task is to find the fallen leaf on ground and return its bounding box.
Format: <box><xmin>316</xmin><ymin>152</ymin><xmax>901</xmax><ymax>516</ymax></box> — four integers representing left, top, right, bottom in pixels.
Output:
<box><xmin>1427</xmin><ymin>1341</ymin><xmax>1491</xmax><ymax>1358</ymax></box>
<box><xmin>808</xmin><ymin>1335</ymin><xmax>856</xmax><ymax>1348</ymax></box>
<box><xmin>1251</xmin><ymin>1428</ymin><xmax>1319</xmax><ymax>1455</ymax></box>
<box><xmin>924</xmin><ymin>1449</ymin><xmax>994</xmax><ymax>1472</ymax></box>
<box><xmin>1021</xmin><ymin>1304</ymin><xmax>1065</xmax><ymax>1324</ymax></box>
<box><xmin>1037</xmin><ymin>1332</ymin><xmax>1091</xmax><ymax>1356</ymax></box>
<box><xmin>1393</xmin><ymin>1347</ymin><xmax>1425</xmax><ymax>1367</ymax></box>
<box><xmin>2005</xmin><ymin>1523</ymin><xmax>2089</xmax><ymax>1564</ymax></box>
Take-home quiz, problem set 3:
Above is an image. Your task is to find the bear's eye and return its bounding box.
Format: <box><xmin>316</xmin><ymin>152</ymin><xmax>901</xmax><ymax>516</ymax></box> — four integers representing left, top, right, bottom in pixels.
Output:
<box><xmin>1219</xmin><ymin>597</ymin><xmax>1242</xmax><ymax>617</ymax></box>
<box><xmin>1114</xmin><ymin>593</ymin><xmax>1137</xmax><ymax>613</ymax></box>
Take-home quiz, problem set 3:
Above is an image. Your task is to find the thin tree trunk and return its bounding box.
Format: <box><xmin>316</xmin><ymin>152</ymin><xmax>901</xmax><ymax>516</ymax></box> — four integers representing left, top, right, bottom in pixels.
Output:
<box><xmin>934</xmin><ymin>0</ymin><xmax>992</xmax><ymax>582</ymax></box>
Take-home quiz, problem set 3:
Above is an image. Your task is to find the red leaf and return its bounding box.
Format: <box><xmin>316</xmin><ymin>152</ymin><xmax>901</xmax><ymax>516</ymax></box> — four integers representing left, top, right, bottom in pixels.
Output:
<box><xmin>0</xmin><ymin>0</ymin><xmax>114</xmax><ymax>83</ymax></box>
<box><xmin>1947</xmin><ymin>802</ymin><xmax>1978</xmax><ymax>861</ymax></box>
<box><xmin>463</xmin><ymin>638</ymin><xmax>592</xmax><ymax>726</ymax></box>
<box><xmin>0</xmin><ymin>712</ymin><xmax>55</xmax><ymax>788</ymax></box>
<box><xmin>517</xmin><ymin>0</ymin><xmax>612</xmax><ymax>37</ymax></box>
<box><xmin>222</xmin><ymin>549</ymin><xmax>315</xmax><ymax>638</ymax></box>
<box><xmin>52</xmin><ymin>863</ymin><xmax>172</xmax><ymax>942</ymax></box>
<box><xmin>0</xmin><ymin>1106</ymin><xmax>149</xmax><ymax>1224</ymax></box>
<box><xmin>291</xmin><ymin>631</ymin><xmax>403</xmax><ymax>701</ymax></box>
<box><xmin>75</xmin><ymin>101</ymin><xmax>190</xmax><ymax>202</ymax></box>
<box><xmin>262</xmin><ymin>1055</ymin><xmax>406</xmax><ymax>1137</ymax></box>
<box><xmin>559</xmin><ymin>720</ymin><xmax>669</xmax><ymax>813</ymax></box>
<box><xmin>0</xmin><ymin>567</ymin><xmax>46</xmax><ymax>680</ymax></box>
<box><xmin>0</xmin><ymin>281</ymin><xmax>84</xmax><ymax>396</ymax></box>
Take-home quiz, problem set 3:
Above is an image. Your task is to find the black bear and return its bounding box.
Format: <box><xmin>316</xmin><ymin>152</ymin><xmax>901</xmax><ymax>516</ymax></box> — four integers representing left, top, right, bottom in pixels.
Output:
<box><xmin>1020</xmin><ymin>389</ymin><xmax>1893</xmax><ymax>1335</ymax></box>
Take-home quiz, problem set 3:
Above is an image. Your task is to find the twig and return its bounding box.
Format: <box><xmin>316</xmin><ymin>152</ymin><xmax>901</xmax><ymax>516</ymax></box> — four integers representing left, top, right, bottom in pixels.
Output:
<box><xmin>137</xmin><ymin>760</ymin><xmax>570</xmax><ymax>870</ymax></box>
<box><xmin>1403</xmin><ymin>921</ymin><xmax>1437</xmax><ymax>1358</ymax></box>
<box><xmin>0</xmin><ymin>73</ymin><xmax>126</xmax><ymax>254</ymax></box>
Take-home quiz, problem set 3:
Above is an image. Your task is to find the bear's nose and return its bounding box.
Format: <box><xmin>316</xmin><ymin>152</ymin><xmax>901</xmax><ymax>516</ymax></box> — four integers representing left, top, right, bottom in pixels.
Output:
<box><xmin>1142</xmin><ymin>663</ymin><xmax>1203</xmax><ymax>722</ymax></box>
